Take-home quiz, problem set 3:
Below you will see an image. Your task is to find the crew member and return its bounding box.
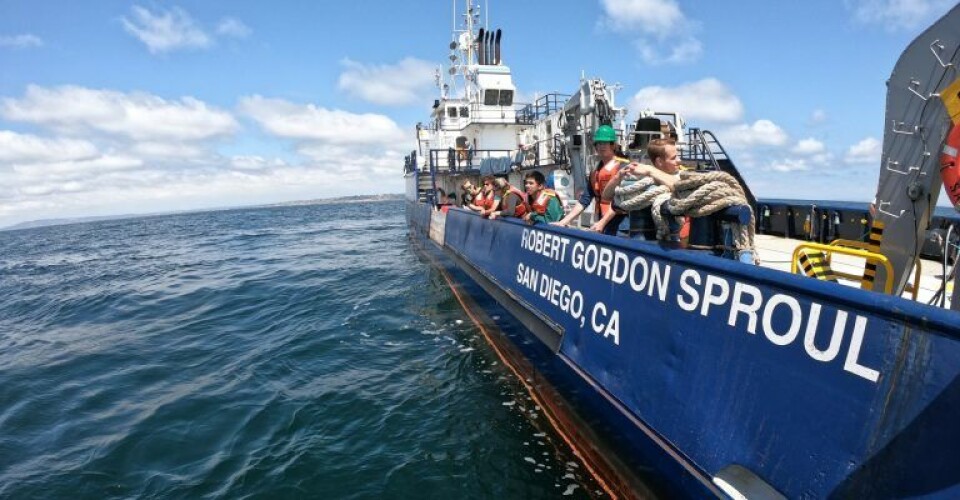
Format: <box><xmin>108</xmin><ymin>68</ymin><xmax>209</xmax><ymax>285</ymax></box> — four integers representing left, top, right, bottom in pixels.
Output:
<box><xmin>523</xmin><ymin>171</ymin><xmax>563</xmax><ymax>224</ymax></box>
<box><xmin>552</xmin><ymin>124</ymin><xmax>629</xmax><ymax>233</ymax></box>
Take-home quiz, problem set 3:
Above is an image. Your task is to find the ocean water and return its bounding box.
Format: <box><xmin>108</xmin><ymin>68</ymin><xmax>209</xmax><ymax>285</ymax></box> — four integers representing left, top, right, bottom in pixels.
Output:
<box><xmin>0</xmin><ymin>200</ymin><xmax>602</xmax><ymax>499</ymax></box>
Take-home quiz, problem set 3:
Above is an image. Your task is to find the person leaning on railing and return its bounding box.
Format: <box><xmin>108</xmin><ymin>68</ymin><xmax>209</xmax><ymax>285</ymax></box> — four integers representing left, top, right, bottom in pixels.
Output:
<box><xmin>460</xmin><ymin>180</ymin><xmax>481</xmax><ymax>211</ymax></box>
<box><xmin>523</xmin><ymin>171</ymin><xmax>563</xmax><ymax>224</ymax></box>
<box><xmin>488</xmin><ymin>177</ymin><xmax>530</xmax><ymax>220</ymax></box>
<box><xmin>551</xmin><ymin>125</ymin><xmax>629</xmax><ymax>234</ymax></box>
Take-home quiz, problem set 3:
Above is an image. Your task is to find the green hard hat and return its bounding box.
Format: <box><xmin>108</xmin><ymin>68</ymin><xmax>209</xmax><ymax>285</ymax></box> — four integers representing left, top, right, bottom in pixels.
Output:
<box><xmin>593</xmin><ymin>125</ymin><xmax>616</xmax><ymax>143</ymax></box>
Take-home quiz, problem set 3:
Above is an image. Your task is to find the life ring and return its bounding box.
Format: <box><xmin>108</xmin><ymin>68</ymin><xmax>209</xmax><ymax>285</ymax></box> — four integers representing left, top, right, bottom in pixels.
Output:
<box><xmin>939</xmin><ymin>123</ymin><xmax>960</xmax><ymax>209</ymax></box>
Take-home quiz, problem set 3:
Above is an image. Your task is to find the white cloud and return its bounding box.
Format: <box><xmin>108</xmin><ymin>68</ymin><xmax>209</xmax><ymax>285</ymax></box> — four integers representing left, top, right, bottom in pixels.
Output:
<box><xmin>0</xmin><ymin>88</ymin><xmax>411</xmax><ymax>227</ymax></box>
<box><xmin>631</xmin><ymin>78</ymin><xmax>743</xmax><ymax>123</ymax></box>
<box><xmin>239</xmin><ymin>95</ymin><xmax>405</xmax><ymax>145</ymax></box>
<box><xmin>600</xmin><ymin>0</ymin><xmax>685</xmax><ymax>37</ymax></box>
<box><xmin>337</xmin><ymin>58</ymin><xmax>436</xmax><ymax>106</ymax></box>
<box><xmin>636</xmin><ymin>36</ymin><xmax>702</xmax><ymax>65</ymax></box>
<box><xmin>844</xmin><ymin>137</ymin><xmax>882</xmax><ymax>164</ymax></box>
<box><xmin>130</xmin><ymin>141</ymin><xmax>206</xmax><ymax>159</ymax></box>
<box><xmin>767</xmin><ymin>158</ymin><xmax>812</xmax><ymax>173</ymax></box>
<box><xmin>0</xmin><ymin>131</ymin><xmax>98</xmax><ymax>163</ymax></box>
<box><xmin>13</xmin><ymin>154</ymin><xmax>143</xmax><ymax>177</ymax></box>
<box><xmin>717</xmin><ymin>120</ymin><xmax>789</xmax><ymax>148</ymax></box>
<box><xmin>791</xmin><ymin>138</ymin><xmax>826</xmax><ymax>155</ymax></box>
<box><xmin>599</xmin><ymin>0</ymin><xmax>702</xmax><ymax>65</ymax></box>
<box><xmin>121</xmin><ymin>5</ymin><xmax>211</xmax><ymax>53</ymax></box>
<box><xmin>216</xmin><ymin>18</ymin><xmax>251</xmax><ymax>38</ymax></box>
<box><xmin>2</xmin><ymin>85</ymin><xmax>238</xmax><ymax>142</ymax></box>
<box><xmin>845</xmin><ymin>0</ymin><xmax>954</xmax><ymax>31</ymax></box>
<box><xmin>229</xmin><ymin>155</ymin><xmax>287</xmax><ymax>171</ymax></box>
<box><xmin>0</xmin><ymin>34</ymin><xmax>43</xmax><ymax>48</ymax></box>
<box><xmin>120</xmin><ymin>6</ymin><xmax>251</xmax><ymax>54</ymax></box>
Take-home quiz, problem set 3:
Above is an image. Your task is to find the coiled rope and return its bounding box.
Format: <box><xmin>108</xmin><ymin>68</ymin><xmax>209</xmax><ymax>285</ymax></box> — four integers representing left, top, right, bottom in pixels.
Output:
<box><xmin>614</xmin><ymin>177</ymin><xmax>676</xmax><ymax>239</ymax></box>
<box><xmin>615</xmin><ymin>170</ymin><xmax>757</xmax><ymax>258</ymax></box>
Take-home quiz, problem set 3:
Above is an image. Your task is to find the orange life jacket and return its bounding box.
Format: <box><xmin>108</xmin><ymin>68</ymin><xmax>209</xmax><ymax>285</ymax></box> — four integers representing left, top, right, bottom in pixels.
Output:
<box><xmin>501</xmin><ymin>185</ymin><xmax>529</xmax><ymax>217</ymax></box>
<box><xmin>589</xmin><ymin>158</ymin><xmax>628</xmax><ymax>216</ymax></box>
<box><xmin>530</xmin><ymin>189</ymin><xmax>559</xmax><ymax>215</ymax></box>
<box><xmin>475</xmin><ymin>189</ymin><xmax>493</xmax><ymax>209</ymax></box>
<box><xmin>940</xmin><ymin>122</ymin><xmax>960</xmax><ymax>209</ymax></box>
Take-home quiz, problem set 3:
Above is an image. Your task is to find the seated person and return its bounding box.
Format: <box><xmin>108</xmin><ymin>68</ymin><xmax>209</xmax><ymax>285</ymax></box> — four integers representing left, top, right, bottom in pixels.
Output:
<box><xmin>522</xmin><ymin>171</ymin><xmax>563</xmax><ymax>224</ymax></box>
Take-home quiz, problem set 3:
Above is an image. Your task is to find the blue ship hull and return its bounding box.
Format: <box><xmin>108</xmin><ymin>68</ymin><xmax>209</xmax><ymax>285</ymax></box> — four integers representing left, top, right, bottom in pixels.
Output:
<box><xmin>407</xmin><ymin>200</ymin><xmax>960</xmax><ymax>498</ymax></box>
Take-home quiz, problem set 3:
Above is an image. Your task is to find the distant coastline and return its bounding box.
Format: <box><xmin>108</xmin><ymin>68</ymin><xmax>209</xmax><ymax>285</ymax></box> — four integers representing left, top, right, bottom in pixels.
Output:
<box><xmin>1</xmin><ymin>193</ymin><xmax>404</xmax><ymax>232</ymax></box>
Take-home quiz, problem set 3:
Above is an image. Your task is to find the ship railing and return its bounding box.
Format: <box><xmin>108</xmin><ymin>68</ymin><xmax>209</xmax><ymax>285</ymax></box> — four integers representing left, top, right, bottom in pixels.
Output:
<box><xmin>516</xmin><ymin>93</ymin><xmax>571</xmax><ymax>124</ymax></box>
<box><xmin>791</xmin><ymin>242</ymin><xmax>905</xmax><ymax>296</ymax></box>
<box><xmin>514</xmin><ymin>135</ymin><xmax>568</xmax><ymax>170</ymax></box>
<box><xmin>678</xmin><ymin>128</ymin><xmax>757</xmax><ymax>210</ymax></box>
<box><xmin>683</xmin><ymin>127</ymin><xmax>730</xmax><ymax>167</ymax></box>
<box><xmin>428</xmin><ymin>148</ymin><xmax>514</xmax><ymax>175</ymax></box>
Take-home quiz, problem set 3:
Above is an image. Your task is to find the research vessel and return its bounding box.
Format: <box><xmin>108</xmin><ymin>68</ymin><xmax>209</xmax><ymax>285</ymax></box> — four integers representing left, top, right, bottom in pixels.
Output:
<box><xmin>405</xmin><ymin>2</ymin><xmax>960</xmax><ymax>497</ymax></box>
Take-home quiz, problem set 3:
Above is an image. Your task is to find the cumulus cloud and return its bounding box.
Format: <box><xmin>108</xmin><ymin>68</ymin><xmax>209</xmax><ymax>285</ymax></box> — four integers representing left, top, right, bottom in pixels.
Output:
<box><xmin>630</xmin><ymin>78</ymin><xmax>743</xmax><ymax>123</ymax></box>
<box><xmin>229</xmin><ymin>155</ymin><xmax>287</xmax><ymax>171</ymax></box>
<box><xmin>716</xmin><ymin>120</ymin><xmax>789</xmax><ymax>148</ymax></box>
<box><xmin>791</xmin><ymin>138</ymin><xmax>826</xmax><ymax>155</ymax></box>
<box><xmin>599</xmin><ymin>0</ymin><xmax>702</xmax><ymax>64</ymax></box>
<box><xmin>337</xmin><ymin>58</ymin><xmax>436</xmax><ymax>106</ymax></box>
<box><xmin>13</xmin><ymin>154</ymin><xmax>143</xmax><ymax>177</ymax></box>
<box><xmin>2</xmin><ymin>85</ymin><xmax>238</xmax><ymax>142</ymax></box>
<box><xmin>0</xmin><ymin>131</ymin><xmax>99</xmax><ymax>163</ymax></box>
<box><xmin>845</xmin><ymin>0</ymin><xmax>954</xmax><ymax>31</ymax></box>
<box><xmin>0</xmin><ymin>86</ymin><xmax>410</xmax><ymax>227</ymax></box>
<box><xmin>844</xmin><ymin>137</ymin><xmax>882</xmax><ymax>164</ymax></box>
<box><xmin>239</xmin><ymin>95</ymin><xmax>405</xmax><ymax>145</ymax></box>
<box><xmin>121</xmin><ymin>6</ymin><xmax>251</xmax><ymax>54</ymax></box>
<box><xmin>0</xmin><ymin>34</ymin><xmax>43</xmax><ymax>48</ymax></box>
<box><xmin>767</xmin><ymin>158</ymin><xmax>812</xmax><ymax>173</ymax></box>
<box><xmin>600</xmin><ymin>0</ymin><xmax>684</xmax><ymax>37</ymax></box>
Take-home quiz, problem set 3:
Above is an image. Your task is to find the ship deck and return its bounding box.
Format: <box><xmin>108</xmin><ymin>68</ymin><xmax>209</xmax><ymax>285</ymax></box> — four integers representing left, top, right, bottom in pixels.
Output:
<box><xmin>755</xmin><ymin>234</ymin><xmax>953</xmax><ymax>307</ymax></box>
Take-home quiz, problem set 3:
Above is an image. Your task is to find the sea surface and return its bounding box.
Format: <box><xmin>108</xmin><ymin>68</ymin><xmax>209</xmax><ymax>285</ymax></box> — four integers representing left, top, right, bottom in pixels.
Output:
<box><xmin>0</xmin><ymin>200</ymin><xmax>601</xmax><ymax>499</ymax></box>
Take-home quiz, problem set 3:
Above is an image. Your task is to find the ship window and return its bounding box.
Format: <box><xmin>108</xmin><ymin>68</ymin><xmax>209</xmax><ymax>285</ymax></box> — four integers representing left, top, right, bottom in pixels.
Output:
<box><xmin>483</xmin><ymin>89</ymin><xmax>498</xmax><ymax>106</ymax></box>
<box><xmin>498</xmin><ymin>89</ymin><xmax>514</xmax><ymax>106</ymax></box>
<box><xmin>459</xmin><ymin>106</ymin><xmax>469</xmax><ymax>117</ymax></box>
<box><xmin>447</xmin><ymin>107</ymin><xmax>458</xmax><ymax>118</ymax></box>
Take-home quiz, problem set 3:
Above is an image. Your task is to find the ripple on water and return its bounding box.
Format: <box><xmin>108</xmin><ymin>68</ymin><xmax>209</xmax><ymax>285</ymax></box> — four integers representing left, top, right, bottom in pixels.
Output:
<box><xmin>0</xmin><ymin>201</ymin><xmax>602</xmax><ymax>498</ymax></box>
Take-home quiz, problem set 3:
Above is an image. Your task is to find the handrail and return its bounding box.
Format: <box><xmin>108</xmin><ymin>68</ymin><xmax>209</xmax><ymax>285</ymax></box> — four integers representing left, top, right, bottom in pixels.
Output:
<box><xmin>828</xmin><ymin>239</ymin><xmax>922</xmax><ymax>300</ymax></box>
<box><xmin>791</xmin><ymin>242</ymin><xmax>895</xmax><ymax>295</ymax></box>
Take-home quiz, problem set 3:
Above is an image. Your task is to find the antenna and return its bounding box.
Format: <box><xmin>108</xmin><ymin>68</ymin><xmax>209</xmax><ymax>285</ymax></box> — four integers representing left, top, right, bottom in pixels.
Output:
<box><xmin>485</xmin><ymin>0</ymin><xmax>489</xmax><ymax>30</ymax></box>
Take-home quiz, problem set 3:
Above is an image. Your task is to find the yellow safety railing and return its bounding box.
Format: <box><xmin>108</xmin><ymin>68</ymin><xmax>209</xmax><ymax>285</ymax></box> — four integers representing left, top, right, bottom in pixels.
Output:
<box><xmin>826</xmin><ymin>239</ymin><xmax>922</xmax><ymax>300</ymax></box>
<box><xmin>791</xmin><ymin>242</ymin><xmax>895</xmax><ymax>295</ymax></box>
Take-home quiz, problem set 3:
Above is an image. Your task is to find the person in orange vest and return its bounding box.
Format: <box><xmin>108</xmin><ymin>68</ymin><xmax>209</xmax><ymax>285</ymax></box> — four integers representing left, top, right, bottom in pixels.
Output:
<box><xmin>488</xmin><ymin>177</ymin><xmax>529</xmax><ymax>220</ymax></box>
<box><xmin>552</xmin><ymin>124</ymin><xmax>628</xmax><ymax>234</ymax></box>
<box><xmin>471</xmin><ymin>176</ymin><xmax>496</xmax><ymax>214</ymax></box>
<box><xmin>523</xmin><ymin>171</ymin><xmax>563</xmax><ymax>224</ymax></box>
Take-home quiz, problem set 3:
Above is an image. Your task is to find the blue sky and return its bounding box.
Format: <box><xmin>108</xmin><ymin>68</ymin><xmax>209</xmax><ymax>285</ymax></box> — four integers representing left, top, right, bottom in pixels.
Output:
<box><xmin>0</xmin><ymin>0</ymin><xmax>956</xmax><ymax>226</ymax></box>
